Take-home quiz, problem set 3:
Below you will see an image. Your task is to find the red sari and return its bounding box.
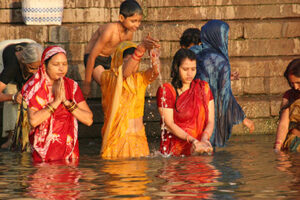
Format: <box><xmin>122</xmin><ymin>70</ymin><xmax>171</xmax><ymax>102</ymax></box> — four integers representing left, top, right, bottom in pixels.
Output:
<box><xmin>22</xmin><ymin>46</ymin><xmax>85</xmax><ymax>162</ymax></box>
<box><xmin>156</xmin><ymin>79</ymin><xmax>213</xmax><ymax>156</ymax></box>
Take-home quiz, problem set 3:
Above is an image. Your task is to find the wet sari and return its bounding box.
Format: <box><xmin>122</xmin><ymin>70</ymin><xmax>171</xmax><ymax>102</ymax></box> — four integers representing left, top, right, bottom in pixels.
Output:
<box><xmin>22</xmin><ymin>46</ymin><xmax>85</xmax><ymax>162</ymax></box>
<box><xmin>156</xmin><ymin>79</ymin><xmax>213</xmax><ymax>156</ymax></box>
<box><xmin>100</xmin><ymin>41</ymin><xmax>152</xmax><ymax>159</ymax></box>
<box><xmin>193</xmin><ymin>20</ymin><xmax>246</xmax><ymax>147</ymax></box>
<box><xmin>282</xmin><ymin>89</ymin><xmax>300</xmax><ymax>152</ymax></box>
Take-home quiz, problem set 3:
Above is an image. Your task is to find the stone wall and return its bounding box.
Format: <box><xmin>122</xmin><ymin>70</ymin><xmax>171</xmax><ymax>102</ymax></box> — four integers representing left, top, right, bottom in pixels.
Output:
<box><xmin>0</xmin><ymin>0</ymin><xmax>299</xmax><ymax>136</ymax></box>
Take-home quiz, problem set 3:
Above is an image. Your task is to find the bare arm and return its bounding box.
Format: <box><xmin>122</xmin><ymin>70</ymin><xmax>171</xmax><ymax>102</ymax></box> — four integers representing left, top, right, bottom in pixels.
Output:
<box><xmin>274</xmin><ymin>98</ymin><xmax>290</xmax><ymax>151</ymax></box>
<box><xmin>123</xmin><ymin>35</ymin><xmax>160</xmax><ymax>78</ymax></box>
<box><xmin>0</xmin><ymin>82</ymin><xmax>14</xmax><ymax>102</ymax></box>
<box><xmin>29</xmin><ymin>79</ymin><xmax>93</xmax><ymax>127</ymax></box>
<box><xmin>158</xmin><ymin>107</ymin><xmax>196</xmax><ymax>142</ymax></box>
<box><xmin>144</xmin><ymin>48</ymin><xmax>160</xmax><ymax>82</ymax></box>
<box><xmin>85</xmin><ymin>27</ymin><xmax>113</xmax><ymax>83</ymax></box>
<box><xmin>200</xmin><ymin>99</ymin><xmax>215</xmax><ymax>142</ymax></box>
<box><xmin>64</xmin><ymin>100</ymin><xmax>93</xmax><ymax>126</ymax></box>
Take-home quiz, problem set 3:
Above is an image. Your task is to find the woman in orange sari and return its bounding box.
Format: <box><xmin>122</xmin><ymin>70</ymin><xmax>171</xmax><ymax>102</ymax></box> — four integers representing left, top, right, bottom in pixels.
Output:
<box><xmin>99</xmin><ymin>38</ymin><xmax>160</xmax><ymax>159</ymax></box>
<box><xmin>157</xmin><ymin>48</ymin><xmax>214</xmax><ymax>156</ymax></box>
<box><xmin>22</xmin><ymin>46</ymin><xmax>93</xmax><ymax>162</ymax></box>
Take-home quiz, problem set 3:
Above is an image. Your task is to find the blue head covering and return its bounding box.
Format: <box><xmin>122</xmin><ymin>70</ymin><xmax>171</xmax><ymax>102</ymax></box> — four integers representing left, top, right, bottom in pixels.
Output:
<box><xmin>200</xmin><ymin>20</ymin><xmax>229</xmax><ymax>60</ymax></box>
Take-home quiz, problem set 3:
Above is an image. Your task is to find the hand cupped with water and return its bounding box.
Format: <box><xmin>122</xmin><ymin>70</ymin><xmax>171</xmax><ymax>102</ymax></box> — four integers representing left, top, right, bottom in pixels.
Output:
<box><xmin>192</xmin><ymin>139</ymin><xmax>213</xmax><ymax>155</ymax></box>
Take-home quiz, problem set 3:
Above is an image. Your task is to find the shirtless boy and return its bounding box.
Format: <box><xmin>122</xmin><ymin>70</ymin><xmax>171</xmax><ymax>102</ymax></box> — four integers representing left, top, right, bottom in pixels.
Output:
<box><xmin>83</xmin><ymin>0</ymin><xmax>159</xmax><ymax>97</ymax></box>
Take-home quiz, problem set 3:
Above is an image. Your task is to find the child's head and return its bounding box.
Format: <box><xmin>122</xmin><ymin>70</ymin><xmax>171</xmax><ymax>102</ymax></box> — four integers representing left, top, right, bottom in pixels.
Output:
<box><xmin>119</xmin><ymin>0</ymin><xmax>143</xmax><ymax>32</ymax></box>
<box><xmin>284</xmin><ymin>58</ymin><xmax>300</xmax><ymax>90</ymax></box>
<box><xmin>120</xmin><ymin>0</ymin><xmax>142</xmax><ymax>18</ymax></box>
<box><xmin>180</xmin><ymin>28</ymin><xmax>201</xmax><ymax>48</ymax></box>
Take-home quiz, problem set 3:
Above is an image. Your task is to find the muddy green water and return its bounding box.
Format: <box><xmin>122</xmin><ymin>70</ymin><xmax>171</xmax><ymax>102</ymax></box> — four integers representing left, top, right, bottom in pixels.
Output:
<box><xmin>0</xmin><ymin>135</ymin><xmax>299</xmax><ymax>199</ymax></box>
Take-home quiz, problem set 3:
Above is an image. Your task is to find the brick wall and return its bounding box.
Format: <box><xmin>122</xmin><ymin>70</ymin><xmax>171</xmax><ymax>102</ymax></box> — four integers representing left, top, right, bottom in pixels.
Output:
<box><xmin>0</xmin><ymin>0</ymin><xmax>299</xmax><ymax>135</ymax></box>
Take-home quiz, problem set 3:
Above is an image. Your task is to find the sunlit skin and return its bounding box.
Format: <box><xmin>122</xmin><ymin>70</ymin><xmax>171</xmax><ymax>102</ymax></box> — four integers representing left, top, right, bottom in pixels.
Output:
<box><xmin>288</xmin><ymin>74</ymin><xmax>300</xmax><ymax>91</ymax></box>
<box><xmin>46</xmin><ymin>53</ymin><xmax>68</xmax><ymax>84</ymax></box>
<box><xmin>24</xmin><ymin>61</ymin><xmax>41</xmax><ymax>74</ymax></box>
<box><xmin>178</xmin><ymin>58</ymin><xmax>196</xmax><ymax>93</ymax></box>
<box><xmin>119</xmin><ymin>13</ymin><xmax>142</xmax><ymax>32</ymax></box>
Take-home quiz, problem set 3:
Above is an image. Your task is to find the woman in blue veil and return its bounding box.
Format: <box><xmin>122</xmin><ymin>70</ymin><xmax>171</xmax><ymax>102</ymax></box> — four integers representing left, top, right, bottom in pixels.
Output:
<box><xmin>194</xmin><ymin>20</ymin><xmax>254</xmax><ymax>147</ymax></box>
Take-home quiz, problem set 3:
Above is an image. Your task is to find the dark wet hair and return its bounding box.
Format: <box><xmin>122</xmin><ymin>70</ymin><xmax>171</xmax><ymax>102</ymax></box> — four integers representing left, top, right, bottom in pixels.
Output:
<box><xmin>180</xmin><ymin>28</ymin><xmax>201</xmax><ymax>48</ymax></box>
<box><xmin>120</xmin><ymin>0</ymin><xmax>143</xmax><ymax>18</ymax></box>
<box><xmin>279</xmin><ymin>58</ymin><xmax>300</xmax><ymax>113</ymax></box>
<box><xmin>123</xmin><ymin>47</ymin><xmax>136</xmax><ymax>58</ymax></box>
<box><xmin>171</xmin><ymin>48</ymin><xmax>196</xmax><ymax>91</ymax></box>
<box><xmin>284</xmin><ymin>58</ymin><xmax>300</xmax><ymax>88</ymax></box>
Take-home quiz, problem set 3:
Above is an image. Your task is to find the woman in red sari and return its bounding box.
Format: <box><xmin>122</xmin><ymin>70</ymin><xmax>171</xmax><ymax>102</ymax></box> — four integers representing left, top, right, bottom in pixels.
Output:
<box><xmin>22</xmin><ymin>46</ymin><xmax>93</xmax><ymax>162</ymax></box>
<box><xmin>156</xmin><ymin>48</ymin><xmax>214</xmax><ymax>156</ymax></box>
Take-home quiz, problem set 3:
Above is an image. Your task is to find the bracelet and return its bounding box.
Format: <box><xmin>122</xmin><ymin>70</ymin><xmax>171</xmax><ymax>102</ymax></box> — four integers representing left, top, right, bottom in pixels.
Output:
<box><xmin>134</xmin><ymin>49</ymin><xmax>144</xmax><ymax>58</ymax></box>
<box><xmin>46</xmin><ymin>104</ymin><xmax>55</xmax><ymax>114</ymax></box>
<box><xmin>66</xmin><ymin>101</ymin><xmax>78</xmax><ymax>112</ymax></box>
<box><xmin>274</xmin><ymin>140</ymin><xmax>283</xmax><ymax>145</ymax></box>
<box><xmin>12</xmin><ymin>93</ymin><xmax>16</xmax><ymax>103</ymax></box>
<box><xmin>131</xmin><ymin>54</ymin><xmax>141</xmax><ymax>62</ymax></box>
<box><xmin>186</xmin><ymin>134</ymin><xmax>190</xmax><ymax>143</ymax></box>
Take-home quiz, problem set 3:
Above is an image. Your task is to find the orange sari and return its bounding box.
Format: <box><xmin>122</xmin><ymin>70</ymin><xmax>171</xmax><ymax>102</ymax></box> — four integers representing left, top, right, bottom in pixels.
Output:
<box><xmin>100</xmin><ymin>41</ymin><xmax>151</xmax><ymax>159</ymax></box>
<box><xmin>157</xmin><ymin>79</ymin><xmax>213</xmax><ymax>156</ymax></box>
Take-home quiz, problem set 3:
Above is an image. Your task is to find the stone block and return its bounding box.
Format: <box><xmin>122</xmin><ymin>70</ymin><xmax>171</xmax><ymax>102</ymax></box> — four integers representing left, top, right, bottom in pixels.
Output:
<box><xmin>237</xmin><ymin>97</ymin><xmax>270</xmax><ymax>118</ymax></box>
<box><xmin>243</xmin><ymin>77</ymin><xmax>265</xmax><ymax>94</ymax></box>
<box><xmin>0</xmin><ymin>25</ymin><xmax>48</xmax><ymax>43</ymax></box>
<box><xmin>265</xmin><ymin>77</ymin><xmax>290</xmax><ymax>95</ymax></box>
<box><xmin>0</xmin><ymin>0</ymin><xmax>21</xmax><ymax>9</ymax></box>
<box><xmin>49</xmin><ymin>24</ymin><xmax>98</xmax><ymax>43</ymax></box>
<box><xmin>146</xmin><ymin>5</ymin><xmax>300</xmax><ymax>22</ymax></box>
<box><xmin>232</xmin><ymin>117</ymin><xmax>278</xmax><ymax>135</ymax></box>
<box><xmin>57</xmin><ymin>43</ymin><xmax>85</xmax><ymax>61</ymax></box>
<box><xmin>64</xmin><ymin>0</ymin><xmax>76</xmax><ymax>8</ymax></box>
<box><xmin>63</xmin><ymin>8</ymin><xmax>110</xmax><ymax>23</ymax></box>
<box><xmin>270</xmin><ymin>97</ymin><xmax>282</xmax><ymax>116</ymax></box>
<box><xmin>231</xmin><ymin>79</ymin><xmax>244</xmax><ymax>96</ymax></box>
<box><xmin>75</xmin><ymin>0</ymin><xmax>106</xmax><ymax>8</ymax></box>
<box><xmin>229</xmin><ymin>38</ymin><xmax>300</xmax><ymax>57</ymax></box>
<box><xmin>245</xmin><ymin>21</ymin><xmax>300</xmax><ymax>39</ymax></box>
<box><xmin>0</xmin><ymin>9</ymin><xmax>23</xmax><ymax>23</ymax></box>
<box><xmin>147</xmin><ymin>0</ymin><xmax>296</xmax><ymax>7</ymax></box>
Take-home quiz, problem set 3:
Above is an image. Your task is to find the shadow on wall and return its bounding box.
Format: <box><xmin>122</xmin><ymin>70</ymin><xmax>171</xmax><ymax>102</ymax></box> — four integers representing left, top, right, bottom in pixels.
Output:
<box><xmin>10</xmin><ymin>2</ymin><xmax>22</xmax><ymax>23</ymax></box>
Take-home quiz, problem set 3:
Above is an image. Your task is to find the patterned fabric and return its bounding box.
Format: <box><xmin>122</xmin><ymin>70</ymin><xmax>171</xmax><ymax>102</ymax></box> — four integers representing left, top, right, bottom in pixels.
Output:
<box><xmin>193</xmin><ymin>20</ymin><xmax>246</xmax><ymax>147</ymax></box>
<box><xmin>156</xmin><ymin>79</ymin><xmax>213</xmax><ymax>156</ymax></box>
<box><xmin>100</xmin><ymin>41</ymin><xmax>151</xmax><ymax>159</ymax></box>
<box><xmin>22</xmin><ymin>0</ymin><xmax>63</xmax><ymax>25</ymax></box>
<box><xmin>22</xmin><ymin>46</ymin><xmax>84</xmax><ymax>162</ymax></box>
<box><xmin>282</xmin><ymin>98</ymin><xmax>300</xmax><ymax>152</ymax></box>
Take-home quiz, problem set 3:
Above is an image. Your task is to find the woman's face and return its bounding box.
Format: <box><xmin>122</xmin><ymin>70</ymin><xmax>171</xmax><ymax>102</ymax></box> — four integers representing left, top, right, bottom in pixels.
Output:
<box><xmin>289</xmin><ymin>74</ymin><xmax>300</xmax><ymax>91</ymax></box>
<box><xmin>179</xmin><ymin>58</ymin><xmax>196</xmax><ymax>85</ymax></box>
<box><xmin>24</xmin><ymin>61</ymin><xmax>41</xmax><ymax>74</ymax></box>
<box><xmin>46</xmin><ymin>53</ymin><xmax>68</xmax><ymax>81</ymax></box>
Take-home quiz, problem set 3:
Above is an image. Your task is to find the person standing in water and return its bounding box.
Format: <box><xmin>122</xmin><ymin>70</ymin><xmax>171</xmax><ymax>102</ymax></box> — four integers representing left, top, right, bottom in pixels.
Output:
<box><xmin>194</xmin><ymin>20</ymin><xmax>254</xmax><ymax>147</ymax></box>
<box><xmin>274</xmin><ymin>59</ymin><xmax>300</xmax><ymax>152</ymax></box>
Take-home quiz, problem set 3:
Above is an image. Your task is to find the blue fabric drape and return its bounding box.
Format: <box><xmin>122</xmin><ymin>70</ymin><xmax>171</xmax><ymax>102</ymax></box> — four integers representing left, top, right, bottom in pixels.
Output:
<box><xmin>192</xmin><ymin>20</ymin><xmax>246</xmax><ymax>147</ymax></box>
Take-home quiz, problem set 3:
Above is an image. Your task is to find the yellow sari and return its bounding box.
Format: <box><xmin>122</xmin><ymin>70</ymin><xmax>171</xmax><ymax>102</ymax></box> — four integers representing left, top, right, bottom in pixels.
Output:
<box><xmin>100</xmin><ymin>41</ymin><xmax>151</xmax><ymax>159</ymax></box>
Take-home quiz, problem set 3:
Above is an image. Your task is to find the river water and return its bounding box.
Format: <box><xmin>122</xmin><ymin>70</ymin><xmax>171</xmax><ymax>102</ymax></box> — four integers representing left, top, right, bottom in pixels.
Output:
<box><xmin>0</xmin><ymin>135</ymin><xmax>299</xmax><ymax>199</ymax></box>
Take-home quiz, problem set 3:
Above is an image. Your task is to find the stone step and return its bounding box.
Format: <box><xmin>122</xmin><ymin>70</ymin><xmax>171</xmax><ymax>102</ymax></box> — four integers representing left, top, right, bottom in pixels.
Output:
<box><xmin>78</xmin><ymin>95</ymin><xmax>282</xmax><ymax>138</ymax></box>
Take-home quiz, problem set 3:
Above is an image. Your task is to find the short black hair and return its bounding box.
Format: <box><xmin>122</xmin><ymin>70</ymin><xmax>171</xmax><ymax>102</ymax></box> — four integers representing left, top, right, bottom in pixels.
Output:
<box><xmin>123</xmin><ymin>47</ymin><xmax>136</xmax><ymax>58</ymax></box>
<box><xmin>180</xmin><ymin>28</ymin><xmax>201</xmax><ymax>48</ymax></box>
<box><xmin>120</xmin><ymin>0</ymin><xmax>143</xmax><ymax>18</ymax></box>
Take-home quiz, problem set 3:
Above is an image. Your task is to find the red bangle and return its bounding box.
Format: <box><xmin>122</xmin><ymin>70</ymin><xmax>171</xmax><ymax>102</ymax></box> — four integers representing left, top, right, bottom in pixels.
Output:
<box><xmin>134</xmin><ymin>49</ymin><xmax>144</xmax><ymax>58</ymax></box>
<box><xmin>131</xmin><ymin>54</ymin><xmax>140</xmax><ymax>61</ymax></box>
<box><xmin>275</xmin><ymin>140</ymin><xmax>283</xmax><ymax>145</ymax></box>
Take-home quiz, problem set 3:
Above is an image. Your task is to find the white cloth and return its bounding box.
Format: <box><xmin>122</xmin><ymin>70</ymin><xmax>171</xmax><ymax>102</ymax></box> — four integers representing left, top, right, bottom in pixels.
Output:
<box><xmin>0</xmin><ymin>39</ymin><xmax>36</xmax><ymax>137</ymax></box>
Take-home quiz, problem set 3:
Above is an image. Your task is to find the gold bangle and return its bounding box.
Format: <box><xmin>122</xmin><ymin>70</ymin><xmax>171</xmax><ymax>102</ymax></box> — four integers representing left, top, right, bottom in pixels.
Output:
<box><xmin>46</xmin><ymin>104</ymin><xmax>55</xmax><ymax>114</ymax></box>
<box><xmin>69</xmin><ymin>103</ymin><xmax>78</xmax><ymax>112</ymax></box>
